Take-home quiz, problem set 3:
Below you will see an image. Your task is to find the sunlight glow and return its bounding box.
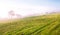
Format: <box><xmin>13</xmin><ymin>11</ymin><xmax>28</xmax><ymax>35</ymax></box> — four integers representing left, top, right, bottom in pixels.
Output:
<box><xmin>0</xmin><ymin>0</ymin><xmax>56</xmax><ymax>19</ymax></box>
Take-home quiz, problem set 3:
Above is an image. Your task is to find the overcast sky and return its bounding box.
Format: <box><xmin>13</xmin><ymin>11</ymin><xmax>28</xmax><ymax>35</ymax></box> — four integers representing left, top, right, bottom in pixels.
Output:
<box><xmin>0</xmin><ymin>0</ymin><xmax>60</xmax><ymax>18</ymax></box>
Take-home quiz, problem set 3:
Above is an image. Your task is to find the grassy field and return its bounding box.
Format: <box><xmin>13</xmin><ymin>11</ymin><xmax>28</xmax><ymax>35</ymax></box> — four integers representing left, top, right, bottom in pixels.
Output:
<box><xmin>0</xmin><ymin>13</ymin><xmax>60</xmax><ymax>35</ymax></box>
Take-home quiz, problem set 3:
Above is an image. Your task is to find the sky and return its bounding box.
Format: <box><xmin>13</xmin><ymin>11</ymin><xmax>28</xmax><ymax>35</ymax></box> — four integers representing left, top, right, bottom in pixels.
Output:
<box><xmin>0</xmin><ymin>0</ymin><xmax>60</xmax><ymax>19</ymax></box>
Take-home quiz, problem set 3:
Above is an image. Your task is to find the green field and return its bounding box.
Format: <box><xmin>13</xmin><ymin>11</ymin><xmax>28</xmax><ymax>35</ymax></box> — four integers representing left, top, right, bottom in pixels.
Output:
<box><xmin>0</xmin><ymin>13</ymin><xmax>60</xmax><ymax>35</ymax></box>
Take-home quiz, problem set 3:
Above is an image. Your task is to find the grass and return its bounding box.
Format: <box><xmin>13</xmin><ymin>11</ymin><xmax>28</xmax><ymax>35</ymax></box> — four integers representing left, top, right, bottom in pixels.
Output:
<box><xmin>0</xmin><ymin>13</ymin><xmax>60</xmax><ymax>35</ymax></box>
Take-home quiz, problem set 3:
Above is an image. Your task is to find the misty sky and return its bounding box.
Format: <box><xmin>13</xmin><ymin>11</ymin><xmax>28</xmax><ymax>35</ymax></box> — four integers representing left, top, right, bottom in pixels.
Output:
<box><xmin>0</xmin><ymin>0</ymin><xmax>60</xmax><ymax>18</ymax></box>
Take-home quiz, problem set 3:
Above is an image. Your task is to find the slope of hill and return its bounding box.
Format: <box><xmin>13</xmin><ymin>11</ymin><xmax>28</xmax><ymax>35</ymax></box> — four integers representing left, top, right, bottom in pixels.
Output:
<box><xmin>0</xmin><ymin>13</ymin><xmax>60</xmax><ymax>35</ymax></box>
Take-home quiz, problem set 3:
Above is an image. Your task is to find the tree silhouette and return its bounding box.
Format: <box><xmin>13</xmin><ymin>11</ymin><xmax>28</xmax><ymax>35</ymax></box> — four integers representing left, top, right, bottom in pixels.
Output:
<box><xmin>16</xmin><ymin>14</ymin><xmax>21</xmax><ymax>18</ymax></box>
<box><xmin>8</xmin><ymin>10</ymin><xmax>15</xmax><ymax>19</ymax></box>
<box><xmin>8</xmin><ymin>10</ymin><xmax>22</xmax><ymax>19</ymax></box>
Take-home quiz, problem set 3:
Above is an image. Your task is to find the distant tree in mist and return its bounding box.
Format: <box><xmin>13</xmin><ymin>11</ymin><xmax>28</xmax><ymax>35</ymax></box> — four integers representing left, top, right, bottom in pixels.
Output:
<box><xmin>16</xmin><ymin>14</ymin><xmax>22</xmax><ymax>18</ymax></box>
<box><xmin>8</xmin><ymin>10</ymin><xmax>15</xmax><ymax>19</ymax></box>
<box><xmin>8</xmin><ymin>10</ymin><xmax>21</xmax><ymax>19</ymax></box>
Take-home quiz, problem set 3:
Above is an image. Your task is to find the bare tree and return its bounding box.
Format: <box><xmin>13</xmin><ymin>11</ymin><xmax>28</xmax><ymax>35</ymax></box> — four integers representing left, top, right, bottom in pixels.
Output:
<box><xmin>8</xmin><ymin>10</ymin><xmax>15</xmax><ymax>19</ymax></box>
<box><xmin>8</xmin><ymin>10</ymin><xmax>22</xmax><ymax>19</ymax></box>
<box><xmin>16</xmin><ymin>14</ymin><xmax>21</xmax><ymax>18</ymax></box>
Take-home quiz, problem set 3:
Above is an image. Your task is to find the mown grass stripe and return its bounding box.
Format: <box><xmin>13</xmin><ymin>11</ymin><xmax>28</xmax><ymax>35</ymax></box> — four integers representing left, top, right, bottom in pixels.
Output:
<box><xmin>35</xmin><ymin>21</ymin><xmax>58</xmax><ymax>35</ymax></box>
<box><xmin>49</xmin><ymin>24</ymin><xmax>60</xmax><ymax>35</ymax></box>
<box><xmin>15</xmin><ymin>19</ymin><xmax>52</xmax><ymax>35</ymax></box>
<box><xmin>30</xmin><ymin>20</ymin><xmax>56</xmax><ymax>35</ymax></box>
<box><xmin>4</xmin><ymin>24</ymin><xmax>34</xmax><ymax>35</ymax></box>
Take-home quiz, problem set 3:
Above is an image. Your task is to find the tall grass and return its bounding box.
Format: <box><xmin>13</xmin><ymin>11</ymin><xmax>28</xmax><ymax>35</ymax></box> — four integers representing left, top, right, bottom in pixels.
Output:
<box><xmin>0</xmin><ymin>14</ymin><xmax>60</xmax><ymax>35</ymax></box>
